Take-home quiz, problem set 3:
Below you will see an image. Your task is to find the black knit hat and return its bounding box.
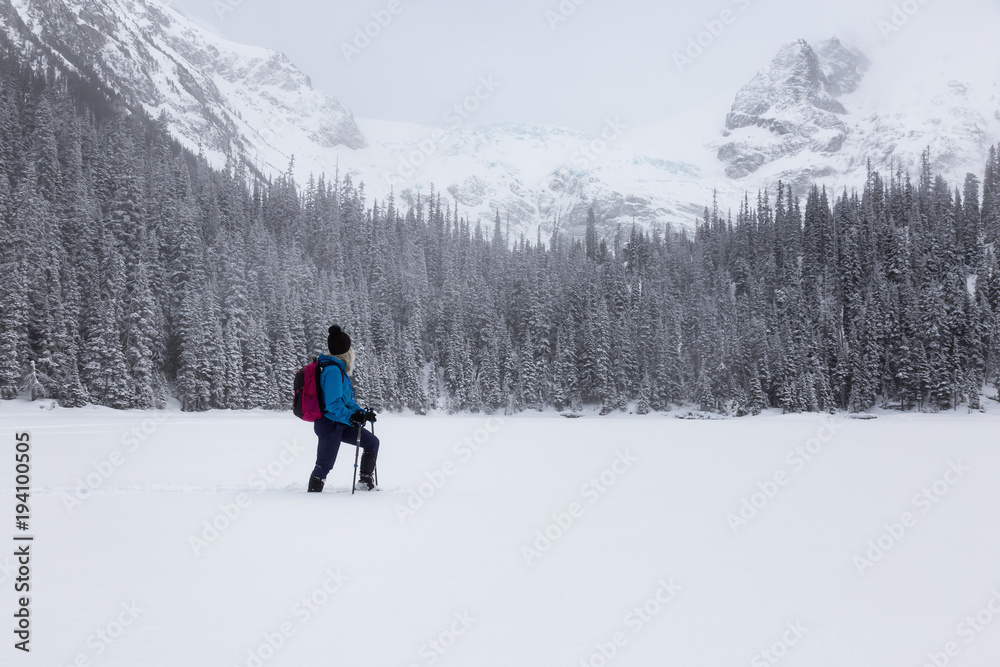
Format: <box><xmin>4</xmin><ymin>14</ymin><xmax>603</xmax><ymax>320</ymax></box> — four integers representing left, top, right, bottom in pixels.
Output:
<box><xmin>327</xmin><ymin>325</ymin><xmax>352</xmax><ymax>355</ymax></box>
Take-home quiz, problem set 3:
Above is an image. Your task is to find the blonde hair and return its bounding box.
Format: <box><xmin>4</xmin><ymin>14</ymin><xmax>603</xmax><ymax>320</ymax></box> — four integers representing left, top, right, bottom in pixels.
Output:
<box><xmin>335</xmin><ymin>347</ymin><xmax>355</xmax><ymax>376</ymax></box>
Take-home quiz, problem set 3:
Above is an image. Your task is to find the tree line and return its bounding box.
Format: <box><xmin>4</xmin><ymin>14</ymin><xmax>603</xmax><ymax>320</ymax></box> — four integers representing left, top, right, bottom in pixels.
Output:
<box><xmin>2</xmin><ymin>49</ymin><xmax>1000</xmax><ymax>415</ymax></box>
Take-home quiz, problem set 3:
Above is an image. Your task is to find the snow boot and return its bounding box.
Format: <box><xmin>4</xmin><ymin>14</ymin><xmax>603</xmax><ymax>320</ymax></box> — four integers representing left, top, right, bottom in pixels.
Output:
<box><xmin>307</xmin><ymin>475</ymin><xmax>325</xmax><ymax>493</ymax></box>
<box><xmin>356</xmin><ymin>452</ymin><xmax>378</xmax><ymax>491</ymax></box>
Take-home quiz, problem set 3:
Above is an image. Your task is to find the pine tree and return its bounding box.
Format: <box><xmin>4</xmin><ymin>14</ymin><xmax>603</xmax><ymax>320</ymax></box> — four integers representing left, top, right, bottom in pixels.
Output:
<box><xmin>585</xmin><ymin>206</ymin><xmax>598</xmax><ymax>261</ymax></box>
<box><xmin>0</xmin><ymin>171</ymin><xmax>28</xmax><ymax>398</ymax></box>
<box><xmin>19</xmin><ymin>361</ymin><xmax>52</xmax><ymax>401</ymax></box>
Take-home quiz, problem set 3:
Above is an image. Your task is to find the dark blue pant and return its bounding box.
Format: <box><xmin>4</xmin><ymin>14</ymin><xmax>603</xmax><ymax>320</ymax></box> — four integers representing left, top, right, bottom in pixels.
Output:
<box><xmin>311</xmin><ymin>417</ymin><xmax>380</xmax><ymax>480</ymax></box>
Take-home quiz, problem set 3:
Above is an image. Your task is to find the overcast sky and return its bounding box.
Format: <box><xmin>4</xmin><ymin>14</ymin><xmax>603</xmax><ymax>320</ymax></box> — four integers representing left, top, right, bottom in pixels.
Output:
<box><xmin>164</xmin><ymin>0</ymin><xmax>1000</xmax><ymax>133</ymax></box>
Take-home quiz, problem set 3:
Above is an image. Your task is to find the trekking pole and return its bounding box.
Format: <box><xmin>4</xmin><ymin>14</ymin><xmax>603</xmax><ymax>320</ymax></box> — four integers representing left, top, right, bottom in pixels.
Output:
<box><xmin>351</xmin><ymin>420</ymin><xmax>365</xmax><ymax>495</ymax></box>
<box><xmin>371</xmin><ymin>421</ymin><xmax>378</xmax><ymax>487</ymax></box>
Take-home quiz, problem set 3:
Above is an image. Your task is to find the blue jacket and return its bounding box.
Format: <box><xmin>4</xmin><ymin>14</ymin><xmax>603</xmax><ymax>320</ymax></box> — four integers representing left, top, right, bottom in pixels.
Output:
<box><xmin>318</xmin><ymin>355</ymin><xmax>362</xmax><ymax>425</ymax></box>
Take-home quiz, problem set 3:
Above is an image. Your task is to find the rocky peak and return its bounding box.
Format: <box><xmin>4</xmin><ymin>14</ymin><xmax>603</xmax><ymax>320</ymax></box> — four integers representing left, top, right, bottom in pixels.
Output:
<box><xmin>816</xmin><ymin>38</ymin><xmax>869</xmax><ymax>97</ymax></box>
<box><xmin>718</xmin><ymin>38</ymin><xmax>867</xmax><ymax>179</ymax></box>
<box><xmin>725</xmin><ymin>39</ymin><xmax>846</xmax><ymax>133</ymax></box>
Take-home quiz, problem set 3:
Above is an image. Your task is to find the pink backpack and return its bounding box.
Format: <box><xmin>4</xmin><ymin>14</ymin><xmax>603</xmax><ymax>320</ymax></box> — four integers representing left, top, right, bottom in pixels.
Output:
<box><xmin>292</xmin><ymin>359</ymin><xmax>337</xmax><ymax>421</ymax></box>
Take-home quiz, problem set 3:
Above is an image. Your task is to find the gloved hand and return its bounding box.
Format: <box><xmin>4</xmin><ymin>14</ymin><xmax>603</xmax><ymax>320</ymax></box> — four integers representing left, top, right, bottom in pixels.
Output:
<box><xmin>349</xmin><ymin>410</ymin><xmax>366</xmax><ymax>427</ymax></box>
<box><xmin>364</xmin><ymin>408</ymin><xmax>377</xmax><ymax>424</ymax></box>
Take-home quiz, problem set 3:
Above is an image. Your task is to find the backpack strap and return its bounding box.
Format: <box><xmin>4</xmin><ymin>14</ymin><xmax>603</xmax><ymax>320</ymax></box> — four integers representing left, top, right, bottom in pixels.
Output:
<box><xmin>338</xmin><ymin>365</ymin><xmax>349</xmax><ymax>395</ymax></box>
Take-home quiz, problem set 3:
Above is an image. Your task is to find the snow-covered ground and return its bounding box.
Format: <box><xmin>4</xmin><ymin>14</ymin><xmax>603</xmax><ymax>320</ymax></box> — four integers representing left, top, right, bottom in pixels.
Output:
<box><xmin>2</xmin><ymin>400</ymin><xmax>999</xmax><ymax>666</ymax></box>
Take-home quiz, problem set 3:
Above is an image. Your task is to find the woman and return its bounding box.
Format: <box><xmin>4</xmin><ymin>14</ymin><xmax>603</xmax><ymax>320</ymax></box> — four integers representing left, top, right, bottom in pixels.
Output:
<box><xmin>307</xmin><ymin>325</ymin><xmax>379</xmax><ymax>492</ymax></box>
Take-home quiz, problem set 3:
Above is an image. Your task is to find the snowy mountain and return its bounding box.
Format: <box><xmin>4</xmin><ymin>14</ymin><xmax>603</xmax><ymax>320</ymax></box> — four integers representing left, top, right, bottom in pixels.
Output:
<box><xmin>354</xmin><ymin>36</ymin><xmax>1000</xmax><ymax>235</ymax></box>
<box><xmin>717</xmin><ymin>39</ymin><xmax>867</xmax><ymax>182</ymax></box>
<box><xmin>349</xmin><ymin>118</ymin><xmax>719</xmax><ymax>240</ymax></box>
<box><xmin>0</xmin><ymin>0</ymin><xmax>365</xmax><ymax>174</ymax></box>
<box><xmin>4</xmin><ymin>0</ymin><xmax>999</xmax><ymax>236</ymax></box>
<box><xmin>713</xmin><ymin>37</ymin><xmax>1000</xmax><ymax>194</ymax></box>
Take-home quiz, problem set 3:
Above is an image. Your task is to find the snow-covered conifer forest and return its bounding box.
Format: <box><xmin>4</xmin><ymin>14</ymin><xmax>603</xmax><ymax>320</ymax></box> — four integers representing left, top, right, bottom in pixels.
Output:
<box><xmin>3</xmin><ymin>49</ymin><xmax>1000</xmax><ymax>416</ymax></box>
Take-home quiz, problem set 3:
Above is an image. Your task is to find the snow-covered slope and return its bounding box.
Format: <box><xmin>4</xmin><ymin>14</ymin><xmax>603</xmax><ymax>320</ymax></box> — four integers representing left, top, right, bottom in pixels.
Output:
<box><xmin>3</xmin><ymin>0</ymin><xmax>998</xmax><ymax>236</ymax></box>
<box><xmin>348</xmin><ymin>118</ymin><xmax>720</xmax><ymax>239</ymax></box>
<box><xmin>1</xmin><ymin>0</ymin><xmax>365</xmax><ymax>174</ymax></box>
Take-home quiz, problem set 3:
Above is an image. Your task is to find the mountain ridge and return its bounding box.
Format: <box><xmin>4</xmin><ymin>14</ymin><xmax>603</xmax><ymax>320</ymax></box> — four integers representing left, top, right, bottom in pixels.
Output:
<box><xmin>2</xmin><ymin>0</ymin><xmax>365</xmax><ymax>169</ymax></box>
<box><xmin>4</xmin><ymin>0</ymin><xmax>998</xmax><ymax>237</ymax></box>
